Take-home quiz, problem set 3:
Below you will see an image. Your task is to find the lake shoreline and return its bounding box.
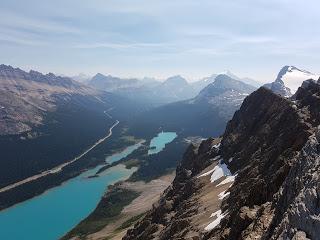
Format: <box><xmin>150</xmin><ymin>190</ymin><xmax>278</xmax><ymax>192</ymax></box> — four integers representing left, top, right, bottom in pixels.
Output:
<box><xmin>62</xmin><ymin>133</ymin><xmax>186</xmax><ymax>240</ymax></box>
<box><xmin>62</xmin><ymin>172</ymin><xmax>176</xmax><ymax>240</ymax></box>
<box><xmin>0</xmin><ymin>124</ymin><xmax>142</xmax><ymax>211</ymax></box>
<box><xmin>0</xmin><ymin>131</ymin><xmax>181</xmax><ymax>240</ymax></box>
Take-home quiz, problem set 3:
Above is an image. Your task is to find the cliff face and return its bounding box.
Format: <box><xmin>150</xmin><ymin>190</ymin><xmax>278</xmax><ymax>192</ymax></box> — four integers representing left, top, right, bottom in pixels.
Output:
<box><xmin>124</xmin><ymin>80</ymin><xmax>320</xmax><ymax>240</ymax></box>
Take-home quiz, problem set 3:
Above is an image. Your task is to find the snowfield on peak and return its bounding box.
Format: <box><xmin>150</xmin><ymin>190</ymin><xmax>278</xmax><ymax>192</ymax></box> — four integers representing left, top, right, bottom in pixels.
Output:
<box><xmin>264</xmin><ymin>66</ymin><xmax>319</xmax><ymax>97</ymax></box>
<box><xmin>280</xmin><ymin>66</ymin><xmax>319</xmax><ymax>94</ymax></box>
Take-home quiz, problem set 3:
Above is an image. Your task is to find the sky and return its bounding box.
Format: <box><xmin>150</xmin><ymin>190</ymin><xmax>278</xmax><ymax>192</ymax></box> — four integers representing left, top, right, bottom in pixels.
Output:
<box><xmin>1</xmin><ymin>0</ymin><xmax>320</xmax><ymax>83</ymax></box>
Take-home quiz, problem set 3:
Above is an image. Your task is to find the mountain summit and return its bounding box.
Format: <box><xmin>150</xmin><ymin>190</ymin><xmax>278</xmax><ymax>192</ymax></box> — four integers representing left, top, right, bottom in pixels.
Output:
<box><xmin>162</xmin><ymin>75</ymin><xmax>188</xmax><ymax>86</ymax></box>
<box><xmin>264</xmin><ymin>66</ymin><xmax>319</xmax><ymax>97</ymax></box>
<box><xmin>193</xmin><ymin>74</ymin><xmax>256</xmax><ymax>119</ymax></box>
<box><xmin>197</xmin><ymin>74</ymin><xmax>255</xmax><ymax>99</ymax></box>
<box><xmin>157</xmin><ymin>75</ymin><xmax>196</xmax><ymax>101</ymax></box>
<box><xmin>192</xmin><ymin>72</ymin><xmax>260</xmax><ymax>94</ymax></box>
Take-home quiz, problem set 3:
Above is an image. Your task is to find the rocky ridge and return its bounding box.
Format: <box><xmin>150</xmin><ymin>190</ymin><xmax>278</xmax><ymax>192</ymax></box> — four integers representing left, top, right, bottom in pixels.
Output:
<box><xmin>123</xmin><ymin>78</ymin><xmax>320</xmax><ymax>239</ymax></box>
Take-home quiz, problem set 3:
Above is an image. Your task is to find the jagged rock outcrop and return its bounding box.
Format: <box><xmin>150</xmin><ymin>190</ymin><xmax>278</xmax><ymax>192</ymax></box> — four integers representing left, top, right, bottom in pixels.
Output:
<box><xmin>123</xmin><ymin>79</ymin><xmax>320</xmax><ymax>240</ymax></box>
<box><xmin>269</xmin><ymin>128</ymin><xmax>320</xmax><ymax>239</ymax></box>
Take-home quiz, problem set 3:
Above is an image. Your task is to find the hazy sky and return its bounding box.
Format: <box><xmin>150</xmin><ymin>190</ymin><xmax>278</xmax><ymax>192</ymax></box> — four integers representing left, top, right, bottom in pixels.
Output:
<box><xmin>1</xmin><ymin>0</ymin><xmax>320</xmax><ymax>82</ymax></box>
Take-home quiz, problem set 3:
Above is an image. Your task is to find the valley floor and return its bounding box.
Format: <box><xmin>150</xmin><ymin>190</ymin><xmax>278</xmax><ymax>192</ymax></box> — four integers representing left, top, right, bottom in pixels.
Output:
<box><xmin>0</xmin><ymin>120</ymin><xmax>120</xmax><ymax>194</ymax></box>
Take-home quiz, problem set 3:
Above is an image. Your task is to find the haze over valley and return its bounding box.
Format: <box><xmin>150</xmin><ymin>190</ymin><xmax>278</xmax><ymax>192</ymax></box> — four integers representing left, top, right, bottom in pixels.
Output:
<box><xmin>1</xmin><ymin>1</ymin><xmax>320</xmax><ymax>240</ymax></box>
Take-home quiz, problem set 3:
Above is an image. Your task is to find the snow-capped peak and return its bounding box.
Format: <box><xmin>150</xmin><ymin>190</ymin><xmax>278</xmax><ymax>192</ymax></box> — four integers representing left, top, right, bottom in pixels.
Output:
<box><xmin>276</xmin><ymin>66</ymin><xmax>319</xmax><ymax>95</ymax></box>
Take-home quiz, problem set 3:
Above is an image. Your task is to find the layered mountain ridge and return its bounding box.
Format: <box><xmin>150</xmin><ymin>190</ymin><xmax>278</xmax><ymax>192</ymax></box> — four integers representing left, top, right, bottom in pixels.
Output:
<box><xmin>130</xmin><ymin>74</ymin><xmax>256</xmax><ymax>138</ymax></box>
<box><xmin>88</xmin><ymin>72</ymin><xmax>258</xmax><ymax>107</ymax></box>
<box><xmin>89</xmin><ymin>73</ymin><xmax>142</xmax><ymax>92</ymax></box>
<box><xmin>124</xmin><ymin>79</ymin><xmax>320</xmax><ymax>239</ymax></box>
<box><xmin>88</xmin><ymin>73</ymin><xmax>196</xmax><ymax>106</ymax></box>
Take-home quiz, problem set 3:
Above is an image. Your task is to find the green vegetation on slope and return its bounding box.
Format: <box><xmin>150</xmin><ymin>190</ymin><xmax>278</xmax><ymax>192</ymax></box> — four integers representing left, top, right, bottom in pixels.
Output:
<box><xmin>128</xmin><ymin>137</ymin><xmax>187</xmax><ymax>182</ymax></box>
<box><xmin>116</xmin><ymin>213</ymin><xmax>145</xmax><ymax>231</ymax></box>
<box><xmin>62</xmin><ymin>187</ymin><xmax>140</xmax><ymax>239</ymax></box>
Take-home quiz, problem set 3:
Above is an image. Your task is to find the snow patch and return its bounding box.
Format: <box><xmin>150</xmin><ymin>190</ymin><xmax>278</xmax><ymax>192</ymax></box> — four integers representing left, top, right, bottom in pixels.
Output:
<box><xmin>198</xmin><ymin>158</ymin><xmax>233</xmax><ymax>183</ymax></box>
<box><xmin>210</xmin><ymin>209</ymin><xmax>222</xmax><ymax>218</ymax></box>
<box><xmin>211</xmin><ymin>142</ymin><xmax>221</xmax><ymax>150</ymax></box>
<box><xmin>218</xmin><ymin>190</ymin><xmax>230</xmax><ymax>200</ymax></box>
<box><xmin>198</xmin><ymin>168</ymin><xmax>215</xmax><ymax>178</ymax></box>
<box><xmin>205</xmin><ymin>210</ymin><xmax>228</xmax><ymax>231</ymax></box>
<box><xmin>210</xmin><ymin>161</ymin><xmax>231</xmax><ymax>183</ymax></box>
<box><xmin>217</xmin><ymin>175</ymin><xmax>235</xmax><ymax>186</ymax></box>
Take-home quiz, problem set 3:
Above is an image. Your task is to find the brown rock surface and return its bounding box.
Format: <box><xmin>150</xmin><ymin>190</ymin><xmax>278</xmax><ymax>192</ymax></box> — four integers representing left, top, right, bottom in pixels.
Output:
<box><xmin>123</xmin><ymin>81</ymin><xmax>320</xmax><ymax>240</ymax></box>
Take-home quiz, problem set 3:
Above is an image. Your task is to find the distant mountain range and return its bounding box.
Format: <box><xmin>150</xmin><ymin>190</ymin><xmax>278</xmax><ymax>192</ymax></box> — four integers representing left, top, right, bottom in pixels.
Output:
<box><xmin>130</xmin><ymin>74</ymin><xmax>256</xmax><ymax>138</ymax></box>
<box><xmin>264</xmin><ymin>65</ymin><xmax>319</xmax><ymax>97</ymax></box>
<box><xmin>89</xmin><ymin>73</ymin><xmax>144</xmax><ymax>92</ymax></box>
<box><xmin>86</xmin><ymin>71</ymin><xmax>259</xmax><ymax>107</ymax></box>
<box><xmin>88</xmin><ymin>73</ymin><xmax>196</xmax><ymax>106</ymax></box>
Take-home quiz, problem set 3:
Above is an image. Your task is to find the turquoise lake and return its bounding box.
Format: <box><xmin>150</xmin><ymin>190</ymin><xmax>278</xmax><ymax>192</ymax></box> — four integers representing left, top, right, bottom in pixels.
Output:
<box><xmin>148</xmin><ymin>132</ymin><xmax>177</xmax><ymax>155</ymax></box>
<box><xmin>0</xmin><ymin>132</ymin><xmax>176</xmax><ymax>240</ymax></box>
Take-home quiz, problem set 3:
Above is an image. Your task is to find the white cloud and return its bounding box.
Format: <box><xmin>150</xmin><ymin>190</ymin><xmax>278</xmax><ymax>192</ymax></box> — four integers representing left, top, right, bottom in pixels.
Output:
<box><xmin>0</xmin><ymin>35</ymin><xmax>47</xmax><ymax>46</ymax></box>
<box><xmin>0</xmin><ymin>9</ymin><xmax>81</xmax><ymax>35</ymax></box>
<box><xmin>73</xmin><ymin>42</ymin><xmax>174</xmax><ymax>50</ymax></box>
<box><xmin>0</xmin><ymin>0</ymin><xmax>320</xmax><ymax>81</ymax></box>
